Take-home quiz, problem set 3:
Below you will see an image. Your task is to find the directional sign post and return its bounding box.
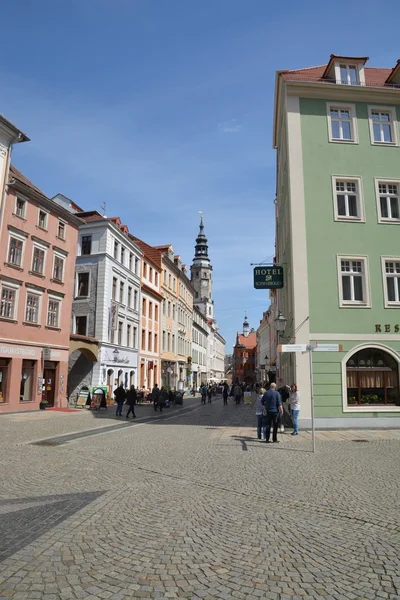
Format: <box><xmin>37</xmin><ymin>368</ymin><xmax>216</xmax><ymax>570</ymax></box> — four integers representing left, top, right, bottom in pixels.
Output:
<box><xmin>279</xmin><ymin>341</ymin><xmax>343</xmax><ymax>453</ymax></box>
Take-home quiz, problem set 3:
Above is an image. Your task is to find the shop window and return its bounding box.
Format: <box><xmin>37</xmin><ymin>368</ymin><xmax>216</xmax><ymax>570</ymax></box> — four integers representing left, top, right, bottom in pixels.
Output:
<box><xmin>20</xmin><ymin>360</ymin><xmax>36</xmax><ymax>402</ymax></box>
<box><xmin>0</xmin><ymin>358</ymin><xmax>10</xmax><ymax>403</ymax></box>
<box><xmin>346</xmin><ymin>347</ymin><xmax>400</xmax><ymax>406</ymax></box>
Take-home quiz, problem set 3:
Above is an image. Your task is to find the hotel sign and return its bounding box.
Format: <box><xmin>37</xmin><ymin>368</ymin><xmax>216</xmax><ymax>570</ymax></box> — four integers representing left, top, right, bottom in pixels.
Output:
<box><xmin>253</xmin><ymin>266</ymin><xmax>284</xmax><ymax>290</ymax></box>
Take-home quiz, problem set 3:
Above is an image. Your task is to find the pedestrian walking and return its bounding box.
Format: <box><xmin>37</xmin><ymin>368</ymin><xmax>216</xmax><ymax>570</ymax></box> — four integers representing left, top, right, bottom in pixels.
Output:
<box><xmin>158</xmin><ymin>386</ymin><xmax>167</xmax><ymax>412</ymax></box>
<box><xmin>207</xmin><ymin>386</ymin><xmax>212</xmax><ymax>403</ymax></box>
<box><xmin>277</xmin><ymin>381</ymin><xmax>290</xmax><ymax>433</ymax></box>
<box><xmin>222</xmin><ymin>383</ymin><xmax>229</xmax><ymax>405</ymax></box>
<box><xmin>152</xmin><ymin>384</ymin><xmax>160</xmax><ymax>411</ymax></box>
<box><xmin>261</xmin><ymin>382</ymin><xmax>283</xmax><ymax>443</ymax></box>
<box><xmin>289</xmin><ymin>384</ymin><xmax>300</xmax><ymax>435</ymax></box>
<box><xmin>255</xmin><ymin>388</ymin><xmax>266</xmax><ymax>440</ymax></box>
<box><xmin>200</xmin><ymin>384</ymin><xmax>207</xmax><ymax>404</ymax></box>
<box><xmin>126</xmin><ymin>385</ymin><xmax>137</xmax><ymax>419</ymax></box>
<box><xmin>233</xmin><ymin>383</ymin><xmax>242</xmax><ymax>405</ymax></box>
<box><xmin>113</xmin><ymin>383</ymin><xmax>126</xmax><ymax>417</ymax></box>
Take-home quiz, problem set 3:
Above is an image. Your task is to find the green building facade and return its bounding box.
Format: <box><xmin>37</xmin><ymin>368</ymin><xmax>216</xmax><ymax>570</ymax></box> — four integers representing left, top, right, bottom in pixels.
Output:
<box><xmin>274</xmin><ymin>55</ymin><xmax>400</xmax><ymax>427</ymax></box>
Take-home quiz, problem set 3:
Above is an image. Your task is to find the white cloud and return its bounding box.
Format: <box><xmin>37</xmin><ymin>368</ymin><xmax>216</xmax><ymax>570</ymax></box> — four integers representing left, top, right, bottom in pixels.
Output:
<box><xmin>218</xmin><ymin>118</ymin><xmax>242</xmax><ymax>133</ymax></box>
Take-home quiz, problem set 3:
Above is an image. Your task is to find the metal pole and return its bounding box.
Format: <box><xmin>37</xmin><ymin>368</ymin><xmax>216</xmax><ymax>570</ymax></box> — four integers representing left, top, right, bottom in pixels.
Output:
<box><xmin>309</xmin><ymin>348</ymin><xmax>316</xmax><ymax>453</ymax></box>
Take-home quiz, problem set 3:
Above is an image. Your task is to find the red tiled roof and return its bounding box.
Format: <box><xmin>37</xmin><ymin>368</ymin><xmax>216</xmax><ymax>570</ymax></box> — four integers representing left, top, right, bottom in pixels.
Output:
<box><xmin>75</xmin><ymin>210</ymin><xmax>104</xmax><ymax>223</ymax></box>
<box><xmin>281</xmin><ymin>64</ymin><xmax>394</xmax><ymax>88</ymax></box>
<box><xmin>9</xmin><ymin>164</ymin><xmax>45</xmax><ymax>196</ymax></box>
<box><xmin>131</xmin><ymin>236</ymin><xmax>162</xmax><ymax>268</ymax></box>
<box><xmin>236</xmin><ymin>332</ymin><xmax>257</xmax><ymax>348</ymax></box>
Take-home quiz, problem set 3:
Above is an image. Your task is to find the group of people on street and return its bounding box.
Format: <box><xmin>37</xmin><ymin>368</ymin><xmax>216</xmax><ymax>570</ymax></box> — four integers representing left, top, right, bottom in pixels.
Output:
<box><xmin>255</xmin><ymin>382</ymin><xmax>300</xmax><ymax>442</ymax></box>
<box><xmin>113</xmin><ymin>384</ymin><xmax>137</xmax><ymax>418</ymax></box>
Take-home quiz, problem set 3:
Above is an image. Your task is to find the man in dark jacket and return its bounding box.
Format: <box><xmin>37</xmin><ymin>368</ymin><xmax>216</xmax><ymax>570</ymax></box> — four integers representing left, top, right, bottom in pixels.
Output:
<box><xmin>152</xmin><ymin>384</ymin><xmax>160</xmax><ymax>411</ymax></box>
<box><xmin>113</xmin><ymin>384</ymin><xmax>126</xmax><ymax>417</ymax></box>
<box><xmin>126</xmin><ymin>385</ymin><xmax>137</xmax><ymax>419</ymax></box>
<box><xmin>261</xmin><ymin>383</ymin><xmax>283</xmax><ymax>443</ymax></box>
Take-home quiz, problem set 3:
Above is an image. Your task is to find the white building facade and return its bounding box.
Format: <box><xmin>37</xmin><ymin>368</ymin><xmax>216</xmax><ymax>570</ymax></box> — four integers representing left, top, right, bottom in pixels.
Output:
<box><xmin>192</xmin><ymin>306</ymin><xmax>208</xmax><ymax>387</ymax></box>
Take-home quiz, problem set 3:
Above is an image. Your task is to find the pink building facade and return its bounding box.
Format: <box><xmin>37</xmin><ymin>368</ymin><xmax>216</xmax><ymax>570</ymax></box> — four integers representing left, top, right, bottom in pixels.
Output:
<box><xmin>0</xmin><ymin>166</ymin><xmax>81</xmax><ymax>412</ymax></box>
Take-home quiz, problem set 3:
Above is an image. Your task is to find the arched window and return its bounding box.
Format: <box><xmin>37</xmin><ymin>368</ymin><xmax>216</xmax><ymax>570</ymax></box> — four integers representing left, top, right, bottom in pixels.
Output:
<box><xmin>107</xmin><ymin>369</ymin><xmax>114</xmax><ymax>388</ymax></box>
<box><xmin>346</xmin><ymin>347</ymin><xmax>399</xmax><ymax>406</ymax></box>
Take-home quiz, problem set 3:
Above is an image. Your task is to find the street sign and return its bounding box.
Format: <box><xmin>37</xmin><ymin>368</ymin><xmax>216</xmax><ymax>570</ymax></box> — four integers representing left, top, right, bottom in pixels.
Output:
<box><xmin>278</xmin><ymin>344</ymin><xmax>308</xmax><ymax>353</ymax></box>
<box><xmin>253</xmin><ymin>265</ymin><xmax>284</xmax><ymax>290</ymax></box>
<box><xmin>314</xmin><ymin>344</ymin><xmax>343</xmax><ymax>352</ymax></box>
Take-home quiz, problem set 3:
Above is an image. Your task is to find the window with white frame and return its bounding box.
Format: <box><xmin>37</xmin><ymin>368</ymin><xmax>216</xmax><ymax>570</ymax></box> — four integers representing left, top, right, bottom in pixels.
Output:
<box><xmin>333</xmin><ymin>177</ymin><xmax>363</xmax><ymax>221</ymax></box>
<box><xmin>8</xmin><ymin>237</ymin><xmax>24</xmax><ymax>267</ymax></box>
<box><xmin>1</xmin><ymin>286</ymin><xmax>16</xmax><ymax>319</ymax></box>
<box><xmin>31</xmin><ymin>246</ymin><xmax>45</xmax><ymax>275</ymax></box>
<box><xmin>339</xmin><ymin>257</ymin><xmax>369</xmax><ymax>306</ymax></box>
<box><xmin>133</xmin><ymin>326</ymin><xmax>137</xmax><ymax>348</ymax></box>
<box><xmin>134</xmin><ymin>289</ymin><xmax>138</xmax><ymax>310</ymax></box>
<box><xmin>25</xmin><ymin>293</ymin><xmax>40</xmax><ymax>323</ymax></box>
<box><xmin>57</xmin><ymin>220</ymin><xmax>66</xmax><ymax>240</ymax></box>
<box><xmin>368</xmin><ymin>107</ymin><xmax>397</xmax><ymax>145</ymax></box>
<box><xmin>38</xmin><ymin>209</ymin><xmax>48</xmax><ymax>230</ymax></box>
<box><xmin>376</xmin><ymin>181</ymin><xmax>400</xmax><ymax>222</ymax></box>
<box><xmin>47</xmin><ymin>299</ymin><xmax>60</xmax><ymax>327</ymax></box>
<box><xmin>339</xmin><ymin>64</ymin><xmax>358</xmax><ymax>85</ymax></box>
<box><xmin>327</xmin><ymin>104</ymin><xmax>357</xmax><ymax>142</ymax></box>
<box><xmin>15</xmin><ymin>198</ymin><xmax>26</xmax><ymax>219</ymax></box>
<box><xmin>53</xmin><ymin>255</ymin><xmax>64</xmax><ymax>282</ymax></box>
<box><xmin>384</xmin><ymin>259</ymin><xmax>400</xmax><ymax>305</ymax></box>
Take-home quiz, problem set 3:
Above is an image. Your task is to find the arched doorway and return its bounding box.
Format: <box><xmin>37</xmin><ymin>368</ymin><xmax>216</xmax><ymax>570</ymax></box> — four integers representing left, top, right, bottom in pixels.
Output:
<box><xmin>345</xmin><ymin>346</ymin><xmax>400</xmax><ymax>406</ymax></box>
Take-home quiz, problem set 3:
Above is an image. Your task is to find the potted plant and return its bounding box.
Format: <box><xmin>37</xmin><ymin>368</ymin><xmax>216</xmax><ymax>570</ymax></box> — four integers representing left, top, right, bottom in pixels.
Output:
<box><xmin>39</xmin><ymin>399</ymin><xmax>48</xmax><ymax>410</ymax></box>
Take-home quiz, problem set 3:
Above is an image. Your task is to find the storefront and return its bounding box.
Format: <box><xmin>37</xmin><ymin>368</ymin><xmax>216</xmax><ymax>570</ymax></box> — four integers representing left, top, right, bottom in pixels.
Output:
<box><xmin>95</xmin><ymin>345</ymin><xmax>138</xmax><ymax>399</ymax></box>
<box><xmin>0</xmin><ymin>342</ymin><xmax>69</xmax><ymax>413</ymax></box>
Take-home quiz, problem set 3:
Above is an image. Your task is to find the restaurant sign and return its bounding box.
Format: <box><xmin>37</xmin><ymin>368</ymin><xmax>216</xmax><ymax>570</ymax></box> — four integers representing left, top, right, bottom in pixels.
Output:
<box><xmin>254</xmin><ymin>266</ymin><xmax>284</xmax><ymax>290</ymax></box>
<box><xmin>375</xmin><ymin>324</ymin><xmax>400</xmax><ymax>332</ymax></box>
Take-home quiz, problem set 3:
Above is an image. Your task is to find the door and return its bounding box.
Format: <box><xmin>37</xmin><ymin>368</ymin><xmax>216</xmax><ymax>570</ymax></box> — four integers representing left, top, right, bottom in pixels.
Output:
<box><xmin>43</xmin><ymin>368</ymin><xmax>56</xmax><ymax>407</ymax></box>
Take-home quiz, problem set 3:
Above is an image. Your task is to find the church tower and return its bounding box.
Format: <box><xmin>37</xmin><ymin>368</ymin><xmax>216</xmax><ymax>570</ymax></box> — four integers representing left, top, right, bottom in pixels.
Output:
<box><xmin>243</xmin><ymin>314</ymin><xmax>249</xmax><ymax>337</ymax></box>
<box><xmin>190</xmin><ymin>216</ymin><xmax>214</xmax><ymax>320</ymax></box>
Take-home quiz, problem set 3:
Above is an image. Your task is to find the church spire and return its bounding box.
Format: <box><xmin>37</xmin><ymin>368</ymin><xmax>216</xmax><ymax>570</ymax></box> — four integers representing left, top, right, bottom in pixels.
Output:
<box><xmin>193</xmin><ymin>214</ymin><xmax>210</xmax><ymax>264</ymax></box>
<box><xmin>243</xmin><ymin>314</ymin><xmax>249</xmax><ymax>337</ymax></box>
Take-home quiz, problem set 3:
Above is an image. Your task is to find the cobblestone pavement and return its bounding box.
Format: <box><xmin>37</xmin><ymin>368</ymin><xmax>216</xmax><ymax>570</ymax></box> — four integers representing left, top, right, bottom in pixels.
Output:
<box><xmin>0</xmin><ymin>398</ymin><xmax>399</xmax><ymax>600</ymax></box>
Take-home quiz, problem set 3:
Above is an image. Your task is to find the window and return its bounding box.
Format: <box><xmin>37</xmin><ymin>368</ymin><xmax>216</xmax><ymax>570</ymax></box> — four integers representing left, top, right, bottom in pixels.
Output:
<box><xmin>332</xmin><ymin>177</ymin><xmax>363</xmax><ymax>221</ymax></box>
<box><xmin>135</xmin><ymin>257</ymin><xmax>139</xmax><ymax>275</ymax></box>
<box><xmin>57</xmin><ymin>220</ymin><xmax>66</xmax><ymax>240</ymax></box>
<box><xmin>383</xmin><ymin>259</ymin><xmax>400</xmax><ymax>306</ymax></box>
<box><xmin>133</xmin><ymin>327</ymin><xmax>137</xmax><ymax>348</ymax></box>
<box><xmin>129</xmin><ymin>253</ymin><xmax>133</xmax><ymax>271</ymax></box>
<box><xmin>149</xmin><ymin>267</ymin><xmax>153</xmax><ymax>282</ymax></box>
<box><xmin>168</xmin><ymin>301</ymin><xmax>171</xmax><ymax>318</ymax></box>
<box><xmin>327</xmin><ymin>104</ymin><xmax>357</xmax><ymax>143</ymax></box>
<box><xmin>162</xmin><ymin>300</ymin><xmax>166</xmax><ymax>316</ymax></box>
<box><xmin>143</xmin><ymin>263</ymin><xmax>147</xmax><ymax>279</ymax></box>
<box><xmin>32</xmin><ymin>247</ymin><xmax>45</xmax><ymax>275</ymax></box>
<box><xmin>118</xmin><ymin>321</ymin><xmax>123</xmax><ymax>345</ymax></box>
<box><xmin>376</xmin><ymin>180</ymin><xmax>400</xmax><ymax>222</ymax></box>
<box><xmin>163</xmin><ymin>270</ymin><xmax>167</xmax><ymax>285</ymax></box>
<box><xmin>148</xmin><ymin>301</ymin><xmax>153</xmax><ymax>320</ymax></box>
<box><xmin>20</xmin><ymin>360</ymin><xmax>35</xmax><ymax>402</ymax></box>
<box><xmin>172</xmin><ymin>334</ymin><xmax>175</xmax><ymax>353</ymax></box>
<box><xmin>155</xmin><ymin>305</ymin><xmax>159</xmax><ymax>322</ymax></box>
<box><xmin>120</xmin><ymin>247</ymin><xmax>125</xmax><ymax>265</ymax></box>
<box><xmin>0</xmin><ymin>358</ymin><xmax>10</xmax><ymax>403</ymax></box>
<box><xmin>75</xmin><ymin>316</ymin><xmax>87</xmax><ymax>335</ymax></box>
<box><xmin>127</xmin><ymin>324</ymin><xmax>131</xmax><ymax>347</ymax></box>
<box><xmin>346</xmin><ymin>347</ymin><xmax>399</xmax><ymax>406</ymax></box>
<box><xmin>167</xmin><ymin>332</ymin><xmax>171</xmax><ymax>352</ymax></box>
<box><xmin>114</xmin><ymin>240</ymin><xmax>119</xmax><ymax>259</ymax></box>
<box><xmin>339</xmin><ymin>64</ymin><xmax>358</xmax><ymax>85</ymax></box>
<box><xmin>338</xmin><ymin>257</ymin><xmax>369</xmax><ymax>306</ymax></box>
<box><xmin>142</xmin><ymin>298</ymin><xmax>146</xmax><ymax>316</ymax></box>
<box><xmin>77</xmin><ymin>272</ymin><xmax>89</xmax><ymax>297</ymax></box>
<box><xmin>134</xmin><ymin>290</ymin><xmax>138</xmax><ymax>310</ymax></box>
<box><xmin>1</xmin><ymin>287</ymin><xmax>16</xmax><ymax>319</ymax></box>
<box><xmin>162</xmin><ymin>330</ymin><xmax>166</xmax><ymax>351</ymax></box>
<box><xmin>368</xmin><ymin>107</ymin><xmax>397</xmax><ymax>145</ymax></box>
<box><xmin>47</xmin><ymin>299</ymin><xmax>60</xmax><ymax>327</ymax></box>
<box><xmin>81</xmin><ymin>235</ymin><xmax>92</xmax><ymax>255</ymax></box>
<box><xmin>173</xmin><ymin>277</ymin><xmax>176</xmax><ymax>291</ymax></box>
<box><xmin>148</xmin><ymin>331</ymin><xmax>152</xmax><ymax>352</ymax></box>
<box><xmin>25</xmin><ymin>293</ymin><xmax>40</xmax><ymax>323</ymax></box>
<box><xmin>112</xmin><ymin>277</ymin><xmax>117</xmax><ymax>300</ymax></box>
<box><xmin>155</xmin><ymin>272</ymin><xmax>158</xmax><ymax>286</ymax></box>
<box><xmin>15</xmin><ymin>198</ymin><xmax>26</xmax><ymax>218</ymax></box>
<box><xmin>8</xmin><ymin>237</ymin><xmax>23</xmax><ymax>267</ymax></box>
<box><xmin>169</xmin><ymin>274</ymin><xmax>171</xmax><ymax>288</ymax></box>
<box><xmin>119</xmin><ymin>281</ymin><xmax>125</xmax><ymax>304</ymax></box>
<box><xmin>154</xmin><ymin>333</ymin><xmax>158</xmax><ymax>353</ymax></box>
<box><xmin>172</xmin><ymin>304</ymin><xmax>176</xmax><ymax>320</ymax></box>
<box><xmin>128</xmin><ymin>286</ymin><xmax>132</xmax><ymax>308</ymax></box>
<box><xmin>141</xmin><ymin>329</ymin><xmax>146</xmax><ymax>350</ymax></box>
<box><xmin>53</xmin><ymin>255</ymin><xmax>64</xmax><ymax>282</ymax></box>
<box><xmin>38</xmin><ymin>210</ymin><xmax>48</xmax><ymax>229</ymax></box>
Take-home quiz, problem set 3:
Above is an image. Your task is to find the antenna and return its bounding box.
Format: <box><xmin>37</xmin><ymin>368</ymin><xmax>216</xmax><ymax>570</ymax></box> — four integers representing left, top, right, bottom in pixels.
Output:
<box><xmin>100</xmin><ymin>202</ymin><xmax>107</xmax><ymax>217</ymax></box>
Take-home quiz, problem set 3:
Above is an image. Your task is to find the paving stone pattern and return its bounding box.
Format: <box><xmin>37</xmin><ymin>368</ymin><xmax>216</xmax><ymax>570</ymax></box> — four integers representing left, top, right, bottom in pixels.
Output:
<box><xmin>0</xmin><ymin>397</ymin><xmax>399</xmax><ymax>599</ymax></box>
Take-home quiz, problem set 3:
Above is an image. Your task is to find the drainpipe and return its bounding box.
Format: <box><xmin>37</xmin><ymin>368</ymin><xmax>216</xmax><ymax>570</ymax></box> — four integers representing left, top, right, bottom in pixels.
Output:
<box><xmin>0</xmin><ymin>133</ymin><xmax>23</xmax><ymax>231</ymax></box>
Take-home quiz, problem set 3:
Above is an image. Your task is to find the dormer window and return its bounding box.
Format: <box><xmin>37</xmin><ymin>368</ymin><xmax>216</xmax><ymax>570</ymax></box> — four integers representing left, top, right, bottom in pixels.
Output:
<box><xmin>339</xmin><ymin>64</ymin><xmax>358</xmax><ymax>85</ymax></box>
<box><xmin>322</xmin><ymin>55</ymin><xmax>368</xmax><ymax>86</ymax></box>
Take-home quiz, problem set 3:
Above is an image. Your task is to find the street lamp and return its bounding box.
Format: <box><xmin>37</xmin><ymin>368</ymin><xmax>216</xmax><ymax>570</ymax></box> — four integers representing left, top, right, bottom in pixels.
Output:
<box><xmin>274</xmin><ymin>311</ymin><xmax>287</xmax><ymax>337</ymax></box>
<box><xmin>113</xmin><ymin>348</ymin><xmax>120</xmax><ymax>362</ymax></box>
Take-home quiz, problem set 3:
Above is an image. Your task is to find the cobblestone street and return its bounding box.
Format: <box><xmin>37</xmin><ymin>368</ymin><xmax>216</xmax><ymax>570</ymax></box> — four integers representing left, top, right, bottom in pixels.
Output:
<box><xmin>0</xmin><ymin>397</ymin><xmax>399</xmax><ymax>600</ymax></box>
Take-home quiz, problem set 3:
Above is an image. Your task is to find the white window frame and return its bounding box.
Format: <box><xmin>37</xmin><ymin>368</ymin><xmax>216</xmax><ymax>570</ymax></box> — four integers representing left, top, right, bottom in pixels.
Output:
<box><xmin>368</xmin><ymin>106</ymin><xmax>398</xmax><ymax>146</ymax></box>
<box><xmin>37</xmin><ymin>207</ymin><xmax>49</xmax><ymax>230</ymax></box>
<box><xmin>337</xmin><ymin>255</ymin><xmax>371</xmax><ymax>308</ymax></box>
<box><xmin>57</xmin><ymin>219</ymin><xmax>67</xmax><ymax>240</ymax></box>
<box><xmin>7</xmin><ymin>233</ymin><xmax>25</xmax><ymax>268</ymax></box>
<box><xmin>374</xmin><ymin>178</ymin><xmax>400</xmax><ymax>224</ymax></box>
<box><xmin>381</xmin><ymin>256</ymin><xmax>400</xmax><ymax>308</ymax></box>
<box><xmin>331</xmin><ymin>175</ymin><xmax>364</xmax><ymax>222</ymax></box>
<box><xmin>25</xmin><ymin>291</ymin><xmax>41</xmax><ymax>324</ymax></box>
<box><xmin>334</xmin><ymin>62</ymin><xmax>364</xmax><ymax>86</ymax></box>
<box><xmin>52</xmin><ymin>253</ymin><xmax>65</xmax><ymax>283</ymax></box>
<box><xmin>326</xmin><ymin>103</ymin><xmax>358</xmax><ymax>144</ymax></box>
<box><xmin>15</xmin><ymin>197</ymin><xmax>26</xmax><ymax>219</ymax></box>
<box><xmin>74</xmin><ymin>314</ymin><xmax>88</xmax><ymax>336</ymax></box>
<box><xmin>47</xmin><ymin>297</ymin><xmax>61</xmax><ymax>328</ymax></box>
<box><xmin>76</xmin><ymin>271</ymin><xmax>90</xmax><ymax>298</ymax></box>
<box><xmin>31</xmin><ymin>244</ymin><xmax>47</xmax><ymax>275</ymax></box>
<box><xmin>0</xmin><ymin>283</ymin><xmax>19</xmax><ymax>320</ymax></box>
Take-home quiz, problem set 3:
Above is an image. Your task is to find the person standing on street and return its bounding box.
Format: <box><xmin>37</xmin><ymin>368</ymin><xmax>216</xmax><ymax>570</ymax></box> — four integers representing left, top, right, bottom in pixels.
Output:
<box><xmin>207</xmin><ymin>385</ymin><xmax>212</xmax><ymax>403</ymax></box>
<box><xmin>261</xmin><ymin>382</ymin><xmax>283</xmax><ymax>443</ymax></box>
<box><xmin>152</xmin><ymin>383</ymin><xmax>160</xmax><ymax>411</ymax></box>
<box><xmin>158</xmin><ymin>386</ymin><xmax>167</xmax><ymax>412</ymax></box>
<box><xmin>255</xmin><ymin>388</ymin><xmax>266</xmax><ymax>440</ymax></box>
<box><xmin>233</xmin><ymin>382</ymin><xmax>242</xmax><ymax>405</ymax></box>
<box><xmin>222</xmin><ymin>383</ymin><xmax>229</xmax><ymax>405</ymax></box>
<box><xmin>126</xmin><ymin>385</ymin><xmax>137</xmax><ymax>419</ymax></box>
<box><xmin>114</xmin><ymin>383</ymin><xmax>126</xmax><ymax>417</ymax></box>
<box><xmin>277</xmin><ymin>381</ymin><xmax>290</xmax><ymax>433</ymax></box>
<box><xmin>289</xmin><ymin>384</ymin><xmax>300</xmax><ymax>435</ymax></box>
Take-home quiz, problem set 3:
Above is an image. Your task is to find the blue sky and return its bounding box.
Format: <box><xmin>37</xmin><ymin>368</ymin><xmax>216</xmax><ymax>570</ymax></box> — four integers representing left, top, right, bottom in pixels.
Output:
<box><xmin>2</xmin><ymin>0</ymin><xmax>400</xmax><ymax>350</ymax></box>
